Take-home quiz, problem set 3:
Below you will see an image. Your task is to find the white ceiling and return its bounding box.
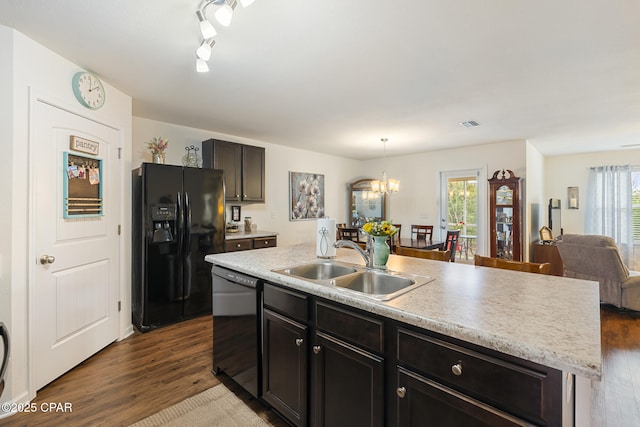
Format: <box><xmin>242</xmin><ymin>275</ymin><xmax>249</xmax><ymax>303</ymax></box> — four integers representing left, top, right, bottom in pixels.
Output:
<box><xmin>1</xmin><ymin>0</ymin><xmax>639</xmax><ymax>160</ymax></box>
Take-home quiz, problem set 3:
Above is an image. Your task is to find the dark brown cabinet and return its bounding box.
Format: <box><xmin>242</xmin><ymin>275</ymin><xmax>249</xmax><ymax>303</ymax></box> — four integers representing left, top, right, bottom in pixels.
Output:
<box><xmin>262</xmin><ymin>284</ymin><xmax>385</xmax><ymax>427</ymax></box>
<box><xmin>202</xmin><ymin>139</ymin><xmax>265</xmax><ymax>202</ymax></box>
<box><xmin>262</xmin><ymin>284</ymin><xmax>310</xmax><ymax>427</ymax></box>
<box><xmin>396</xmin><ymin>368</ymin><xmax>525</xmax><ymax>427</ymax></box>
<box><xmin>224</xmin><ymin>236</ymin><xmax>277</xmax><ymax>252</ymax></box>
<box><xmin>488</xmin><ymin>169</ymin><xmax>523</xmax><ymax>261</ymax></box>
<box><xmin>395</xmin><ymin>327</ymin><xmax>563</xmax><ymax>426</ymax></box>
<box><xmin>259</xmin><ymin>282</ymin><xmax>565</xmax><ymax>427</ymax></box>
<box><xmin>312</xmin><ymin>302</ymin><xmax>385</xmax><ymax>427</ymax></box>
<box><xmin>533</xmin><ymin>243</ymin><xmax>564</xmax><ymax>276</ymax></box>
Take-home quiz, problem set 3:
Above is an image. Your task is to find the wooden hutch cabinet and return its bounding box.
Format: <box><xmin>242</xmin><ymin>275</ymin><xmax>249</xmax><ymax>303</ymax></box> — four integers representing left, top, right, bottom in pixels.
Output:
<box><xmin>488</xmin><ymin>169</ymin><xmax>522</xmax><ymax>261</ymax></box>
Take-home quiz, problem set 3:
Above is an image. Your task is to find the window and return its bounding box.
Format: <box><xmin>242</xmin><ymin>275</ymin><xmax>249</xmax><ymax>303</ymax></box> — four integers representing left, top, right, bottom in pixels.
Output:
<box><xmin>447</xmin><ymin>177</ymin><xmax>478</xmax><ymax>237</ymax></box>
<box><xmin>586</xmin><ymin>165</ymin><xmax>638</xmax><ymax>270</ymax></box>
<box><xmin>440</xmin><ymin>169</ymin><xmax>485</xmax><ymax>262</ymax></box>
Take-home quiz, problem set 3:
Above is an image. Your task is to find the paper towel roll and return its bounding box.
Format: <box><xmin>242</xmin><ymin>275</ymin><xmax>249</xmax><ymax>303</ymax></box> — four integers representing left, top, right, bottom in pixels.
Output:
<box><xmin>317</xmin><ymin>217</ymin><xmax>336</xmax><ymax>258</ymax></box>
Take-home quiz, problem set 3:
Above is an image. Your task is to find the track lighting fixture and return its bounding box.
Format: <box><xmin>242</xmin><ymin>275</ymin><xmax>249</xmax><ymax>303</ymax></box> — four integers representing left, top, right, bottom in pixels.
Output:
<box><xmin>196</xmin><ymin>10</ymin><xmax>217</xmax><ymax>39</ymax></box>
<box><xmin>196</xmin><ymin>57</ymin><xmax>210</xmax><ymax>73</ymax></box>
<box><xmin>215</xmin><ymin>0</ymin><xmax>237</xmax><ymax>27</ymax></box>
<box><xmin>193</xmin><ymin>0</ymin><xmax>256</xmax><ymax>72</ymax></box>
<box><xmin>196</xmin><ymin>39</ymin><xmax>216</xmax><ymax>61</ymax></box>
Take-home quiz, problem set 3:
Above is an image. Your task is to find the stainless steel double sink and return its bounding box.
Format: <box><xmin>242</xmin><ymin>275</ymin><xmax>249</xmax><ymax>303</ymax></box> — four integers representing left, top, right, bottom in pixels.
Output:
<box><xmin>272</xmin><ymin>260</ymin><xmax>433</xmax><ymax>301</ymax></box>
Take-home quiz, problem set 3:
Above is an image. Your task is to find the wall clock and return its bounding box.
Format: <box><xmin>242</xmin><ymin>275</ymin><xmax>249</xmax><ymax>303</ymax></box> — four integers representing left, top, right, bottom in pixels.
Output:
<box><xmin>72</xmin><ymin>71</ymin><xmax>105</xmax><ymax>109</ymax></box>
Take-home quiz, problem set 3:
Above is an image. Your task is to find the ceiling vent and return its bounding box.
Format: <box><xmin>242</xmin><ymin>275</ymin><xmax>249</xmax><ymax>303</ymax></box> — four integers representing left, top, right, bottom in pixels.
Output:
<box><xmin>459</xmin><ymin>120</ymin><xmax>480</xmax><ymax>128</ymax></box>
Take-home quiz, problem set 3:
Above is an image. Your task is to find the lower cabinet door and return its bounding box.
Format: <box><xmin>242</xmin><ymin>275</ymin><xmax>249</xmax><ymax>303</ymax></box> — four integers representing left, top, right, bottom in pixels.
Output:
<box><xmin>396</xmin><ymin>368</ymin><xmax>527</xmax><ymax>427</ymax></box>
<box><xmin>262</xmin><ymin>309</ymin><xmax>308</xmax><ymax>427</ymax></box>
<box><xmin>312</xmin><ymin>332</ymin><xmax>384</xmax><ymax>427</ymax></box>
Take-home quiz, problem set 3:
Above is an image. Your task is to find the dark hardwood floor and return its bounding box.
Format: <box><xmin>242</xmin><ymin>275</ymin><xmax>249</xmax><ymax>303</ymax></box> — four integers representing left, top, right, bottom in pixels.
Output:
<box><xmin>2</xmin><ymin>308</ymin><xmax>638</xmax><ymax>427</ymax></box>
<box><xmin>1</xmin><ymin>315</ymin><xmax>285</xmax><ymax>427</ymax></box>
<box><xmin>592</xmin><ymin>308</ymin><xmax>640</xmax><ymax>427</ymax></box>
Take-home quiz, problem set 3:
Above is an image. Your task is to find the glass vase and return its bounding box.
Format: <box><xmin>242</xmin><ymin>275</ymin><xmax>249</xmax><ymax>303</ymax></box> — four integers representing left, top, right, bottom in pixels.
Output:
<box><xmin>373</xmin><ymin>235</ymin><xmax>390</xmax><ymax>269</ymax></box>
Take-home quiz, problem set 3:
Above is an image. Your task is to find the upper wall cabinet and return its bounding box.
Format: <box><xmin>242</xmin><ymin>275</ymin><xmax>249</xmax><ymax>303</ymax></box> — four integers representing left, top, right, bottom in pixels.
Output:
<box><xmin>202</xmin><ymin>139</ymin><xmax>265</xmax><ymax>203</ymax></box>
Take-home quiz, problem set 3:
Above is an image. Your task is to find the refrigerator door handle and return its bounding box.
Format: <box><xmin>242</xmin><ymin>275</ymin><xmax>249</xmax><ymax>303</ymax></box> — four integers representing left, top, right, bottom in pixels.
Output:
<box><xmin>184</xmin><ymin>191</ymin><xmax>192</xmax><ymax>254</ymax></box>
<box><xmin>176</xmin><ymin>192</ymin><xmax>183</xmax><ymax>256</ymax></box>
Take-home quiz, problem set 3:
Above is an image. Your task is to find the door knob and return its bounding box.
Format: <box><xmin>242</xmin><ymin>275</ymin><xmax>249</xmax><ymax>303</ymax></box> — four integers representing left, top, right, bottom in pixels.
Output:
<box><xmin>39</xmin><ymin>255</ymin><xmax>55</xmax><ymax>265</ymax></box>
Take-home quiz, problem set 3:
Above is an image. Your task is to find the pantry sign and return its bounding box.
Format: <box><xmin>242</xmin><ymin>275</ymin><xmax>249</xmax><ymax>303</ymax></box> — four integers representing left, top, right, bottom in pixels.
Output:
<box><xmin>70</xmin><ymin>135</ymin><xmax>99</xmax><ymax>156</ymax></box>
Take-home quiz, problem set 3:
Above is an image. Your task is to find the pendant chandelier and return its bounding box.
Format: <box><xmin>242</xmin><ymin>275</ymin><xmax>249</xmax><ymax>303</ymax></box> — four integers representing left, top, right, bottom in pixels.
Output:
<box><xmin>371</xmin><ymin>138</ymin><xmax>400</xmax><ymax>194</ymax></box>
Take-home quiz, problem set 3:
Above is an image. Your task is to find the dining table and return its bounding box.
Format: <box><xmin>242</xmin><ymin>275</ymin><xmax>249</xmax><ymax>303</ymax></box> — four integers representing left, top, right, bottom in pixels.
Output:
<box><xmin>400</xmin><ymin>239</ymin><xmax>445</xmax><ymax>251</ymax></box>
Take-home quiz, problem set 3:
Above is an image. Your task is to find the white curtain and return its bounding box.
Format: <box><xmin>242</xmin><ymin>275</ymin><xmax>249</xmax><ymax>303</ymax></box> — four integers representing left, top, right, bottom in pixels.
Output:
<box><xmin>585</xmin><ymin>165</ymin><xmax>635</xmax><ymax>269</ymax></box>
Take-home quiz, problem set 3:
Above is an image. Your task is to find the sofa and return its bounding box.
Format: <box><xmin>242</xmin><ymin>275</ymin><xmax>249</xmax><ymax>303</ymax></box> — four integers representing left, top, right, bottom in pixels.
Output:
<box><xmin>556</xmin><ymin>234</ymin><xmax>640</xmax><ymax>311</ymax></box>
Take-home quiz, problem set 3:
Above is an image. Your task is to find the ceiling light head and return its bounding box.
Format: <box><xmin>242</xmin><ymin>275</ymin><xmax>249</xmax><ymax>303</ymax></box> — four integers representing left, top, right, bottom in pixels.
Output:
<box><xmin>196</xmin><ymin>10</ymin><xmax>217</xmax><ymax>38</ymax></box>
<box><xmin>240</xmin><ymin>0</ymin><xmax>255</xmax><ymax>6</ymax></box>
<box><xmin>196</xmin><ymin>57</ymin><xmax>210</xmax><ymax>73</ymax></box>
<box><xmin>196</xmin><ymin>39</ymin><xmax>216</xmax><ymax>61</ymax></box>
<box><xmin>215</xmin><ymin>0</ymin><xmax>237</xmax><ymax>27</ymax></box>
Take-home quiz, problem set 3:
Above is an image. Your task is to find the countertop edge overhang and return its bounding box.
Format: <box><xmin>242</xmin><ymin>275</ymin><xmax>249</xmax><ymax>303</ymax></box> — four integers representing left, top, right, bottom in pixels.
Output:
<box><xmin>205</xmin><ymin>243</ymin><xmax>602</xmax><ymax>380</ymax></box>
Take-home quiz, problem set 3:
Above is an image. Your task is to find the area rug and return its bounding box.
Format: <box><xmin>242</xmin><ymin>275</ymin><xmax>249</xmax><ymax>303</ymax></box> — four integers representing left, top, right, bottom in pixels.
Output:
<box><xmin>129</xmin><ymin>384</ymin><xmax>270</xmax><ymax>427</ymax></box>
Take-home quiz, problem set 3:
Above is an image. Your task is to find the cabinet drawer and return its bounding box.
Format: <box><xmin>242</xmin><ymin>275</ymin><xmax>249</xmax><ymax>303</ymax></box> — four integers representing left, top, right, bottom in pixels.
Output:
<box><xmin>263</xmin><ymin>283</ymin><xmax>308</xmax><ymax>323</ymax></box>
<box><xmin>225</xmin><ymin>238</ymin><xmax>252</xmax><ymax>252</ymax></box>
<box><xmin>254</xmin><ymin>237</ymin><xmax>277</xmax><ymax>249</ymax></box>
<box><xmin>315</xmin><ymin>301</ymin><xmax>383</xmax><ymax>354</ymax></box>
<box><xmin>397</xmin><ymin>328</ymin><xmax>560</xmax><ymax>425</ymax></box>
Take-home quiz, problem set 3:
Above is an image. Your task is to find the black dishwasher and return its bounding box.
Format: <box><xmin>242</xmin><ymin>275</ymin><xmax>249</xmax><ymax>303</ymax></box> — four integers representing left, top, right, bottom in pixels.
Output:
<box><xmin>211</xmin><ymin>265</ymin><xmax>262</xmax><ymax>398</ymax></box>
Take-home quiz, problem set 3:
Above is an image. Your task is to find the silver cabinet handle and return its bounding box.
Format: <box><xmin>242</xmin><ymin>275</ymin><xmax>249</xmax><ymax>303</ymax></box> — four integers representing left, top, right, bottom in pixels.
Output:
<box><xmin>313</xmin><ymin>345</ymin><xmax>321</xmax><ymax>354</ymax></box>
<box><xmin>39</xmin><ymin>255</ymin><xmax>55</xmax><ymax>265</ymax></box>
<box><xmin>295</xmin><ymin>338</ymin><xmax>304</xmax><ymax>347</ymax></box>
<box><xmin>397</xmin><ymin>387</ymin><xmax>406</xmax><ymax>398</ymax></box>
<box><xmin>451</xmin><ymin>363</ymin><xmax>463</xmax><ymax>376</ymax></box>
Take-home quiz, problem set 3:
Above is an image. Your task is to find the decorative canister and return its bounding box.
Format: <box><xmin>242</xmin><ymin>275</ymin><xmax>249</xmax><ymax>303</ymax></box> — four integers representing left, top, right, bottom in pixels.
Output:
<box><xmin>152</xmin><ymin>153</ymin><xmax>165</xmax><ymax>164</ymax></box>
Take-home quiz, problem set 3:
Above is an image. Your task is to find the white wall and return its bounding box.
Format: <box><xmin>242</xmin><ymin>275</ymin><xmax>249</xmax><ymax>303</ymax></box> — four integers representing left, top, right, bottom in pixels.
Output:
<box><xmin>525</xmin><ymin>142</ymin><xmax>546</xmax><ymax>260</ymax></box>
<box><xmin>133</xmin><ymin>117</ymin><xmax>361</xmax><ymax>246</ymax></box>
<box><xmin>361</xmin><ymin>140</ymin><xmax>527</xmax><ymax>254</ymax></box>
<box><xmin>0</xmin><ymin>26</ymin><xmax>14</xmax><ymax>404</ymax></box>
<box><xmin>2</xmin><ymin>27</ymin><xmax>132</xmax><ymax>408</ymax></box>
<box><xmin>545</xmin><ymin>148</ymin><xmax>640</xmax><ymax>235</ymax></box>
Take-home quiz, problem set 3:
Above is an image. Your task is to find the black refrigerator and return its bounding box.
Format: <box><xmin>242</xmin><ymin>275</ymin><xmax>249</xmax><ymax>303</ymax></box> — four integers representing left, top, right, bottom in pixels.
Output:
<box><xmin>132</xmin><ymin>163</ymin><xmax>225</xmax><ymax>332</ymax></box>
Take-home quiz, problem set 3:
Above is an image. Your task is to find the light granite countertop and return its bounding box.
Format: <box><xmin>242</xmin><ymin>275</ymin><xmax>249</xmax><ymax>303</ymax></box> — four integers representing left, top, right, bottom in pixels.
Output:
<box><xmin>205</xmin><ymin>243</ymin><xmax>602</xmax><ymax>380</ymax></box>
<box><xmin>225</xmin><ymin>230</ymin><xmax>279</xmax><ymax>240</ymax></box>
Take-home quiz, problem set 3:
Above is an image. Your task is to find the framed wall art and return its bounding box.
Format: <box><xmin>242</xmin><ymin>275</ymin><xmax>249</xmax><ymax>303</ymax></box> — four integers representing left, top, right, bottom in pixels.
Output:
<box><xmin>231</xmin><ymin>205</ymin><xmax>241</xmax><ymax>222</ymax></box>
<box><xmin>568</xmin><ymin>186</ymin><xmax>579</xmax><ymax>209</ymax></box>
<box><xmin>289</xmin><ymin>171</ymin><xmax>325</xmax><ymax>220</ymax></box>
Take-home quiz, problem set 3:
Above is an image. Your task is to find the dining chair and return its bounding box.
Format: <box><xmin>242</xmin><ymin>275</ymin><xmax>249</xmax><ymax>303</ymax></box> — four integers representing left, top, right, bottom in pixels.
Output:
<box><xmin>335</xmin><ymin>223</ymin><xmax>346</xmax><ymax>241</ymax></box>
<box><xmin>390</xmin><ymin>224</ymin><xmax>402</xmax><ymax>253</ymax></box>
<box><xmin>338</xmin><ymin>227</ymin><xmax>363</xmax><ymax>242</ymax></box>
<box><xmin>443</xmin><ymin>230</ymin><xmax>460</xmax><ymax>262</ymax></box>
<box><xmin>396</xmin><ymin>246</ymin><xmax>451</xmax><ymax>262</ymax></box>
<box><xmin>411</xmin><ymin>225</ymin><xmax>433</xmax><ymax>242</ymax></box>
<box><xmin>474</xmin><ymin>254</ymin><xmax>551</xmax><ymax>274</ymax></box>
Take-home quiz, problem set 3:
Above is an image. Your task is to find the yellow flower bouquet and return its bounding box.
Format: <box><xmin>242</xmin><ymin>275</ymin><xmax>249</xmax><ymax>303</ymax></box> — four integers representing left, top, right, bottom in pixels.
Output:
<box><xmin>362</xmin><ymin>220</ymin><xmax>398</xmax><ymax>237</ymax></box>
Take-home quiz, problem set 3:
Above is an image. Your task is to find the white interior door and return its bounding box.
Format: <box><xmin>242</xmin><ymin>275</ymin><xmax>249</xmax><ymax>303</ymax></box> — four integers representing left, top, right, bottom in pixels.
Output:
<box><xmin>32</xmin><ymin>100</ymin><xmax>120</xmax><ymax>390</ymax></box>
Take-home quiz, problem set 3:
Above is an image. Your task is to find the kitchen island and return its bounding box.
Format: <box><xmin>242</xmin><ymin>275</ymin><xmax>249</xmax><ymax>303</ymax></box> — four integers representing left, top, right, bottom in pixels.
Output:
<box><xmin>205</xmin><ymin>243</ymin><xmax>601</xmax><ymax>426</ymax></box>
